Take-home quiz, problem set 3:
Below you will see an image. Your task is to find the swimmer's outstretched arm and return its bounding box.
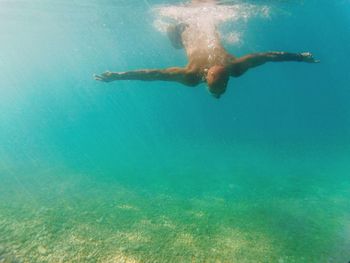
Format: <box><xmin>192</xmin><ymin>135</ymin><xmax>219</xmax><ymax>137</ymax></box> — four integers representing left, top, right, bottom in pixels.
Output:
<box><xmin>230</xmin><ymin>52</ymin><xmax>319</xmax><ymax>77</ymax></box>
<box><xmin>94</xmin><ymin>67</ymin><xmax>199</xmax><ymax>87</ymax></box>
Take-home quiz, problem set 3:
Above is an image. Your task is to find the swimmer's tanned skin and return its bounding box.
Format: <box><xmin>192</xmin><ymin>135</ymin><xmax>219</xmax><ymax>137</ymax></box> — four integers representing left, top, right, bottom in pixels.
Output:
<box><xmin>94</xmin><ymin>5</ymin><xmax>319</xmax><ymax>98</ymax></box>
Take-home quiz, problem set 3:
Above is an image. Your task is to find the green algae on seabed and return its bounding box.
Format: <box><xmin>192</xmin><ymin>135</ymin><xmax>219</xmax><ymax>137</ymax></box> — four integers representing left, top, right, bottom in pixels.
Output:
<box><xmin>0</xmin><ymin>149</ymin><xmax>350</xmax><ymax>263</ymax></box>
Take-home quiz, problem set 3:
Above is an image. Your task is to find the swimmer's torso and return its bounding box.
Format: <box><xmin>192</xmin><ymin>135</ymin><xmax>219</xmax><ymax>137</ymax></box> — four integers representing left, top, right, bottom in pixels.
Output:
<box><xmin>181</xmin><ymin>24</ymin><xmax>234</xmax><ymax>73</ymax></box>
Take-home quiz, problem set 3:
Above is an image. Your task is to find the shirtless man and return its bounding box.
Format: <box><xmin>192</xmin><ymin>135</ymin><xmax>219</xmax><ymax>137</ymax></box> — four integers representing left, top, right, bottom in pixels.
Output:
<box><xmin>94</xmin><ymin>7</ymin><xmax>319</xmax><ymax>98</ymax></box>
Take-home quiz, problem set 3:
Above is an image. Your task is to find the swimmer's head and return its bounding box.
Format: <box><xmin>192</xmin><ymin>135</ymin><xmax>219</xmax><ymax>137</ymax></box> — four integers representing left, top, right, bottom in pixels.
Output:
<box><xmin>206</xmin><ymin>65</ymin><xmax>229</xmax><ymax>99</ymax></box>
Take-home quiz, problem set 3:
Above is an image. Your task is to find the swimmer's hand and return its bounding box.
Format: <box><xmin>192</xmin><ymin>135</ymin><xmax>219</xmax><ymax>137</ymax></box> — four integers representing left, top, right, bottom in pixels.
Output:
<box><xmin>94</xmin><ymin>71</ymin><xmax>119</xmax><ymax>82</ymax></box>
<box><xmin>300</xmin><ymin>52</ymin><xmax>320</xmax><ymax>63</ymax></box>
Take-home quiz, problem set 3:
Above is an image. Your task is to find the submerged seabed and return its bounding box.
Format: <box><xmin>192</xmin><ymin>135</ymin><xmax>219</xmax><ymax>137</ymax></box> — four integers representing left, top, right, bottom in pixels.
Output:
<box><xmin>1</xmin><ymin>142</ymin><xmax>350</xmax><ymax>263</ymax></box>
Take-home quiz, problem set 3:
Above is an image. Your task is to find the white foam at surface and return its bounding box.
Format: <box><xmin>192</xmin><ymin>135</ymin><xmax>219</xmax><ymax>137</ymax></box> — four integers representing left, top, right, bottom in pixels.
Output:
<box><xmin>153</xmin><ymin>2</ymin><xmax>270</xmax><ymax>46</ymax></box>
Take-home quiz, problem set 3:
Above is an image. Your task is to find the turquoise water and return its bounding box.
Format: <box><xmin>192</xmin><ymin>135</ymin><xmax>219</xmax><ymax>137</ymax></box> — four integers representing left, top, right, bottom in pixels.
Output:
<box><xmin>1</xmin><ymin>0</ymin><xmax>350</xmax><ymax>262</ymax></box>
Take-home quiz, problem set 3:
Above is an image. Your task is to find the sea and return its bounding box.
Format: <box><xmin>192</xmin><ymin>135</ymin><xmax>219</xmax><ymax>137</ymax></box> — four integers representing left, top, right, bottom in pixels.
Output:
<box><xmin>0</xmin><ymin>0</ymin><xmax>349</xmax><ymax>262</ymax></box>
